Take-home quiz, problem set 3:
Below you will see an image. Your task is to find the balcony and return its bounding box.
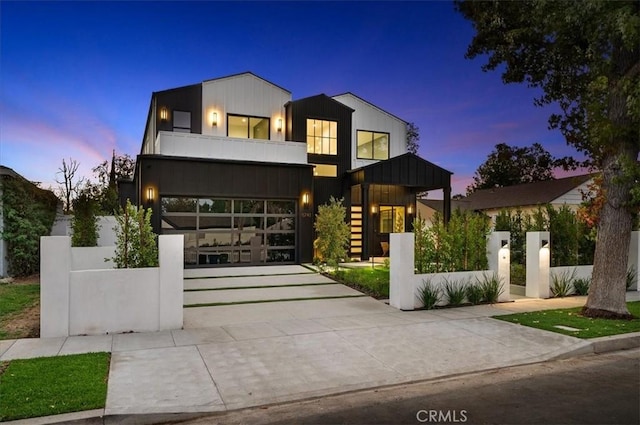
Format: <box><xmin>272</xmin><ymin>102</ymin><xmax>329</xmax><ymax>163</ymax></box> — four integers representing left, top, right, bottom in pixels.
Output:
<box><xmin>147</xmin><ymin>131</ymin><xmax>308</xmax><ymax>165</ymax></box>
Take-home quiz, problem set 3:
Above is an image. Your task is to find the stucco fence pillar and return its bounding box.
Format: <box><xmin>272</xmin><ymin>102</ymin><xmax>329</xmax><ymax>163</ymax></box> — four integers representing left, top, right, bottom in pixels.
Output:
<box><xmin>40</xmin><ymin>235</ymin><xmax>183</xmax><ymax>338</ymax></box>
<box><xmin>390</xmin><ymin>232</ymin><xmax>510</xmax><ymax>311</ymax></box>
<box><xmin>526</xmin><ymin>231</ymin><xmax>550</xmax><ymax>298</ymax></box>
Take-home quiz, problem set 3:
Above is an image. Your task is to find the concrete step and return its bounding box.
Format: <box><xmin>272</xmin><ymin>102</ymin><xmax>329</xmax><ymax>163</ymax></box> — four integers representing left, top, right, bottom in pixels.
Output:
<box><xmin>184</xmin><ymin>265</ymin><xmax>314</xmax><ymax>279</ymax></box>
<box><xmin>185</xmin><ymin>273</ymin><xmax>335</xmax><ymax>291</ymax></box>
<box><xmin>184</xmin><ymin>284</ymin><xmax>365</xmax><ymax>306</ymax></box>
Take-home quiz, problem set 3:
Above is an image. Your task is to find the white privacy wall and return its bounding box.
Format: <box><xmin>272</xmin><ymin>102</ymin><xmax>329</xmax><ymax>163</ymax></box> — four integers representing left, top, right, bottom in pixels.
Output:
<box><xmin>390</xmin><ymin>232</ymin><xmax>510</xmax><ymax>310</ymax></box>
<box><xmin>40</xmin><ymin>235</ymin><xmax>184</xmax><ymax>337</ymax></box>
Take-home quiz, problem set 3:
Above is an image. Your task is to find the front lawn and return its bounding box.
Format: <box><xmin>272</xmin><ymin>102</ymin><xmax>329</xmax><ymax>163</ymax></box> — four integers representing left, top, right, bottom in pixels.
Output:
<box><xmin>0</xmin><ymin>352</ymin><xmax>111</xmax><ymax>421</ymax></box>
<box><xmin>494</xmin><ymin>301</ymin><xmax>640</xmax><ymax>339</ymax></box>
<box><xmin>0</xmin><ymin>282</ymin><xmax>40</xmax><ymax>339</ymax></box>
<box><xmin>331</xmin><ymin>267</ymin><xmax>390</xmax><ymax>299</ymax></box>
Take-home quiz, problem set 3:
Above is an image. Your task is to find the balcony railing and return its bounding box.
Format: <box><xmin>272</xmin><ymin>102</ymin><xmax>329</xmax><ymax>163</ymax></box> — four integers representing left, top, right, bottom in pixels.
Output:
<box><xmin>148</xmin><ymin>131</ymin><xmax>308</xmax><ymax>165</ymax></box>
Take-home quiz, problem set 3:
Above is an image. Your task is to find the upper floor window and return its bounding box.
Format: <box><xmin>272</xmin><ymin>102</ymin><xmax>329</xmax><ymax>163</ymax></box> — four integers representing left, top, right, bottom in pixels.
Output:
<box><xmin>357</xmin><ymin>130</ymin><xmax>389</xmax><ymax>160</ymax></box>
<box><xmin>307</xmin><ymin>119</ymin><xmax>337</xmax><ymax>155</ymax></box>
<box><xmin>228</xmin><ymin>114</ymin><xmax>269</xmax><ymax>140</ymax></box>
<box><xmin>173</xmin><ymin>111</ymin><xmax>191</xmax><ymax>133</ymax></box>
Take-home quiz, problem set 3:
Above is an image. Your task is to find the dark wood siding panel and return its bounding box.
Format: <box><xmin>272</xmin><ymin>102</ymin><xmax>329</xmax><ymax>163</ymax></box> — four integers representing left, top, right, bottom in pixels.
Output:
<box><xmin>155</xmin><ymin>84</ymin><xmax>202</xmax><ymax>136</ymax></box>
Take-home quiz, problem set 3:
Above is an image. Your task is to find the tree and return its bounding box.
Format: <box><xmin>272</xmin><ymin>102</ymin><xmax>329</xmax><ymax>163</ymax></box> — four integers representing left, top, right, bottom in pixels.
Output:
<box><xmin>87</xmin><ymin>151</ymin><xmax>135</xmax><ymax>214</ymax></box>
<box><xmin>313</xmin><ymin>197</ymin><xmax>350</xmax><ymax>270</ymax></box>
<box><xmin>55</xmin><ymin>158</ymin><xmax>84</xmax><ymax>214</ymax></box>
<box><xmin>456</xmin><ymin>0</ymin><xmax>640</xmax><ymax>318</ymax></box>
<box><xmin>406</xmin><ymin>122</ymin><xmax>420</xmax><ymax>155</ymax></box>
<box><xmin>111</xmin><ymin>199</ymin><xmax>158</xmax><ymax>268</ymax></box>
<box><xmin>467</xmin><ymin>143</ymin><xmax>576</xmax><ymax>194</ymax></box>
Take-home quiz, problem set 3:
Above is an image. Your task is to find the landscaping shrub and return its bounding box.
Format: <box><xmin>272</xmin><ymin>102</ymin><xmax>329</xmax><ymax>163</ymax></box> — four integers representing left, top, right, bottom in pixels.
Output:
<box><xmin>443</xmin><ymin>277</ymin><xmax>467</xmax><ymax>306</ymax></box>
<box><xmin>511</xmin><ymin>263</ymin><xmax>526</xmax><ymax>285</ymax></box>
<box><xmin>478</xmin><ymin>273</ymin><xmax>501</xmax><ymax>304</ymax></box>
<box><xmin>417</xmin><ymin>278</ymin><xmax>441</xmax><ymax>309</ymax></box>
<box><xmin>314</xmin><ymin>197</ymin><xmax>350</xmax><ymax>271</ymax></box>
<box><xmin>1</xmin><ymin>175</ymin><xmax>58</xmax><ymax>276</ymax></box>
<box><xmin>414</xmin><ymin>209</ymin><xmax>490</xmax><ymax>273</ymax></box>
<box><xmin>465</xmin><ymin>283</ymin><xmax>484</xmax><ymax>305</ymax></box>
<box><xmin>71</xmin><ymin>192</ymin><xmax>99</xmax><ymax>247</ymax></box>
<box><xmin>111</xmin><ymin>200</ymin><xmax>158</xmax><ymax>268</ymax></box>
<box><xmin>627</xmin><ymin>267</ymin><xmax>637</xmax><ymax>290</ymax></box>
<box><xmin>550</xmin><ymin>269</ymin><xmax>576</xmax><ymax>297</ymax></box>
<box><xmin>573</xmin><ymin>277</ymin><xmax>591</xmax><ymax>295</ymax></box>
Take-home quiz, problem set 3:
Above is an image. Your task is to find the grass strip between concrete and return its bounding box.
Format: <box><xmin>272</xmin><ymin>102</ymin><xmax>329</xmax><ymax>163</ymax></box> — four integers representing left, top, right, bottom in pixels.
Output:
<box><xmin>184</xmin><ymin>271</ymin><xmax>315</xmax><ymax>280</ymax></box>
<box><xmin>494</xmin><ymin>301</ymin><xmax>640</xmax><ymax>339</ymax></box>
<box><xmin>184</xmin><ymin>282</ymin><xmax>336</xmax><ymax>292</ymax></box>
<box><xmin>184</xmin><ymin>294</ymin><xmax>368</xmax><ymax>308</ymax></box>
<box><xmin>0</xmin><ymin>352</ymin><xmax>110</xmax><ymax>422</ymax></box>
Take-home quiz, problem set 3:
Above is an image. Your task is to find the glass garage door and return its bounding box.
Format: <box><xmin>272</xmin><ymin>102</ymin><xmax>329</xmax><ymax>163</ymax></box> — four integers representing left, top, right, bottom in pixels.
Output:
<box><xmin>161</xmin><ymin>197</ymin><xmax>296</xmax><ymax>266</ymax></box>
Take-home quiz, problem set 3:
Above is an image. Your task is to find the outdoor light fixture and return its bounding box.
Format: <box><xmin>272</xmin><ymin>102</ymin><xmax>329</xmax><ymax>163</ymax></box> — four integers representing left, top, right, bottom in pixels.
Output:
<box><xmin>147</xmin><ymin>187</ymin><xmax>154</xmax><ymax>203</ymax></box>
<box><xmin>371</xmin><ymin>205</ymin><xmax>378</xmax><ymax>214</ymax></box>
<box><xmin>541</xmin><ymin>239</ymin><xmax>549</xmax><ymax>248</ymax></box>
<box><xmin>501</xmin><ymin>239</ymin><xmax>509</xmax><ymax>249</ymax></box>
<box><xmin>277</xmin><ymin>118</ymin><xmax>283</xmax><ymax>132</ymax></box>
<box><xmin>407</xmin><ymin>204</ymin><xmax>413</xmax><ymax>215</ymax></box>
<box><xmin>211</xmin><ymin>112</ymin><xmax>218</xmax><ymax>127</ymax></box>
<box><xmin>302</xmin><ymin>192</ymin><xmax>309</xmax><ymax>208</ymax></box>
<box><xmin>159</xmin><ymin>107</ymin><xmax>168</xmax><ymax>121</ymax></box>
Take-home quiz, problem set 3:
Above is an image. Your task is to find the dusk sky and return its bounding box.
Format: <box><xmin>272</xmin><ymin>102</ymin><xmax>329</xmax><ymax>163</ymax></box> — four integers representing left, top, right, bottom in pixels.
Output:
<box><xmin>1</xmin><ymin>1</ymin><xmax>585</xmax><ymax>197</ymax></box>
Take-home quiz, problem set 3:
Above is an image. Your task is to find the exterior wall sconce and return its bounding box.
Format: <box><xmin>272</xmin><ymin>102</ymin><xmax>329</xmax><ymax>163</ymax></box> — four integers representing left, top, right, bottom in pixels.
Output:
<box><xmin>277</xmin><ymin>118</ymin><xmax>283</xmax><ymax>132</ymax></box>
<box><xmin>371</xmin><ymin>205</ymin><xmax>378</xmax><ymax>214</ymax></box>
<box><xmin>211</xmin><ymin>112</ymin><xmax>218</xmax><ymax>127</ymax></box>
<box><xmin>147</xmin><ymin>187</ymin><xmax>155</xmax><ymax>203</ymax></box>
<box><xmin>302</xmin><ymin>192</ymin><xmax>309</xmax><ymax>208</ymax></box>
<box><xmin>159</xmin><ymin>107</ymin><xmax>168</xmax><ymax>122</ymax></box>
<box><xmin>407</xmin><ymin>204</ymin><xmax>413</xmax><ymax>215</ymax></box>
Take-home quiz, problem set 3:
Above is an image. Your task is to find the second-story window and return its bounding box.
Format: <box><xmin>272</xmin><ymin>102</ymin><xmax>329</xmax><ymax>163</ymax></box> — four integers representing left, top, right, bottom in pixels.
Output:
<box><xmin>357</xmin><ymin>130</ymin><xmax>389</xmax><ymax>160</ymax></box>
<box><xmin>307</xmin><ymin>119</ymin><xmax>337</xmax><ymax>155</ymax></box>
<box><xmin>228</xmin><ymin>114</ymin><xmax>270</xmax><ymax>140</ymax></box>
<box><xmin>173</xmin><ymin>111</ymin><xmax>191</xmax><ymax>133</ymax></box>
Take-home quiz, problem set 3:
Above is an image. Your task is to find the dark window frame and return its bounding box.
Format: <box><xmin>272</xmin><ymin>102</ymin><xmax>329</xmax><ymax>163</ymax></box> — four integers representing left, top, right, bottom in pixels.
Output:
<box><xmin>356</xmin><ymin>130</ymin><xmax>390</xmax><ymax>160</ymax></box>
<box><xmin>227</xmin><ymin>114</ymin><xmax>271</xmax><ymax>140</ymax></box>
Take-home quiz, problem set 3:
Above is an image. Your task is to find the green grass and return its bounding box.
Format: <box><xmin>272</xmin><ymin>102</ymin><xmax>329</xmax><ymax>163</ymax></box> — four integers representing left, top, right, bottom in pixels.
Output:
<box><xmin>0</xmin><ymin>283</ymin><xmax>40</xmax><ymax>339</ymax></box>
<box><xmin>0</xmin><ymin>352</ymin><xmax>111</xmax><ymax>421</ymax></box>
<box><xmin>495</xmin><ymin>301</ymin><xmax>640</xmax><ymax>339</ymax></box>
<box><xmin>331</xmin><ymin>267</ymin><xmax>390</xmax><ymax>298</ymax></box>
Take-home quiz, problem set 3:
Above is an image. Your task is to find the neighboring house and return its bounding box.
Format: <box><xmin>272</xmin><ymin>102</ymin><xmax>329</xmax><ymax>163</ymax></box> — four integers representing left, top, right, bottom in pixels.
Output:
<box><xmin>417</xmin><ymin>174</ymin><xmax>594</xmax><ymax>225</ymax></box>
<box><xmin>121</xmin><ymin>72</ymin><xmax>452</xmax><ymax>267</ymax></box>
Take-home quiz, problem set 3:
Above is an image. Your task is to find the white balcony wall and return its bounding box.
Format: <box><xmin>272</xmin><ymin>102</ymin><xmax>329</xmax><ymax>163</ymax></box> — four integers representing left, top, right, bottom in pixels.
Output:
<box><xmin>332</xmin><ymin>93</ymin><xmax>408</xmax><ymax>170</ymax></box>
<box><xmin>155</xmin><ymin>131</ymin><xmax>308</xmax><ymax>165</ymax></box>
<box><xmin>202</xmin><ymin>73</ymin><xmax>290</xmax><ymax>142</ymax></box>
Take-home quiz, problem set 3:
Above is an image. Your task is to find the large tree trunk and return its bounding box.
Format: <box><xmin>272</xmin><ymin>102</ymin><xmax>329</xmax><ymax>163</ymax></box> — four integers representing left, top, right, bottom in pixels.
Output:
<box><xmin>583</xmin><ymin>37</ymin><xmax>638</xmax><ymax>319</ymax></box>
<box><xmin>584</xmin><ymin>151</ymin><xmax>634</xmax><ymax>318</ymax></box>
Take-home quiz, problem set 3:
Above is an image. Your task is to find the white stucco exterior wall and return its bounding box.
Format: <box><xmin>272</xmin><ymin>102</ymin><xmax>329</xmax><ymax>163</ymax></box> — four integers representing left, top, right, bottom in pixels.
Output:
<box><xmin>332</xmin><ymin>93</ymin><xmax>408</xmax><ymax>170</ymax></box>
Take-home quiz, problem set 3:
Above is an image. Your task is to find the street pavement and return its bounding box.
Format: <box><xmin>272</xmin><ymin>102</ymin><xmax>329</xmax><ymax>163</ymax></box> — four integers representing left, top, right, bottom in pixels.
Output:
<box><xmin>1</xmin><ymin>265</ymin><xmax>639</xmax><ymax>424</ymax></box>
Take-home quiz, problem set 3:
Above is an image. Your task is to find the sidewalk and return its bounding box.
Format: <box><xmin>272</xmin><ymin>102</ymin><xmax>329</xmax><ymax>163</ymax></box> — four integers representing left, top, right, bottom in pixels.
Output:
<box><xmin>1</xmin><ymin>291</ymin><xmax>639</xmax><ymax>424</ymax></box>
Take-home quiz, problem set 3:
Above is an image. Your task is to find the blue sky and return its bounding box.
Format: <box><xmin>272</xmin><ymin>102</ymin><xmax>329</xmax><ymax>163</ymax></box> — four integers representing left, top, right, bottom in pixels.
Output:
<box><xmin>1</xmin><ymin>1</ymin><xmax>583</xmax><ymax>196</ymax></box>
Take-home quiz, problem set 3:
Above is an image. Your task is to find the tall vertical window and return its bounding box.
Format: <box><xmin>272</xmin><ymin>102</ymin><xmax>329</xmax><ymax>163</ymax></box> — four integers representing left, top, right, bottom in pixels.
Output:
<box><xmin>357</xmin><ymin>130</ymin><xmax>389</xmax><ymax>160</ymax></box>
<box><xmin>307</xmin><ymin>119</ymin><xmax>337</xmax><ymax>155</ymax></box>
<box><xmin>228</xmin><ymin>114</ymin><xmax>270</xmax><ymax>140</ymax></box>
<box><xmin>379</xmin><ymin>206</ymin><xmax>405</xmax><ymax>233</ymax></box>
<box><xmin>173</xmin><ymin>111</ymin><xmax>191</xmax><ymax>133</ymax></box>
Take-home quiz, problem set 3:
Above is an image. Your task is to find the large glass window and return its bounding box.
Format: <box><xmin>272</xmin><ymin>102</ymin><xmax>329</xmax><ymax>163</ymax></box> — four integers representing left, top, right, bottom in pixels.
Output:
<box><xmin>379</xmin><ymin>206</ymin><xmax>405</xmax><ymax>233</ymax></box>
<box><xmin>311</xmin><ymin>163</ymin><xmax>338</xmax><ymax>177</ymax></box>
<box><xmin>307</xmin><ymin>119</ymin><xmax>337</xmax><ymax>155</ymax></box>
<box><xmin>228</xmin><ymin>114</ymin><xmax>270</xmax><ymax>140</ymax></box>
<box><xmin>357</xmin><ymin>131</ymin><xmax>389</xmax><ymax>160</ymax></box>
<box><xmin>161</xmin><ymin>197</ymin><xmax>296</xmax><ymax>266</ymax></box>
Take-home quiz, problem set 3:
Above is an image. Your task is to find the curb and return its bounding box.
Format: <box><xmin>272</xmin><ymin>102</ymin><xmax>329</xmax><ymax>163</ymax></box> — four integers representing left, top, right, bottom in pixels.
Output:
<box><xmin>4</xmin><ymin>332</ymin><xmax>638</xmax><ymax>425</ymax></box>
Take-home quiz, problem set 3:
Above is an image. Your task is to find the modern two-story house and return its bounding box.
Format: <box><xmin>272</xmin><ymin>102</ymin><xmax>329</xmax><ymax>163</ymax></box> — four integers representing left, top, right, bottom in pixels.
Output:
<box><xmin>121</xmin><ymin>72</ymin><xmax>452</xmax><ymax>267</ymax></box>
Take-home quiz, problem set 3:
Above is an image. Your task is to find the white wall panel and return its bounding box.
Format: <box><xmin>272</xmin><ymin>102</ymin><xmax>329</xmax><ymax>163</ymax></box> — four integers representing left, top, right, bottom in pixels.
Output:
<box><xmin>332</xmin><ymin>93</ymin><xmax>408</xmax><ymax>170</ymax></box>
<box><xmin>202</xmin><ymin>73</ymin><xmax>290</xmax><ymax>142</ymax></box>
